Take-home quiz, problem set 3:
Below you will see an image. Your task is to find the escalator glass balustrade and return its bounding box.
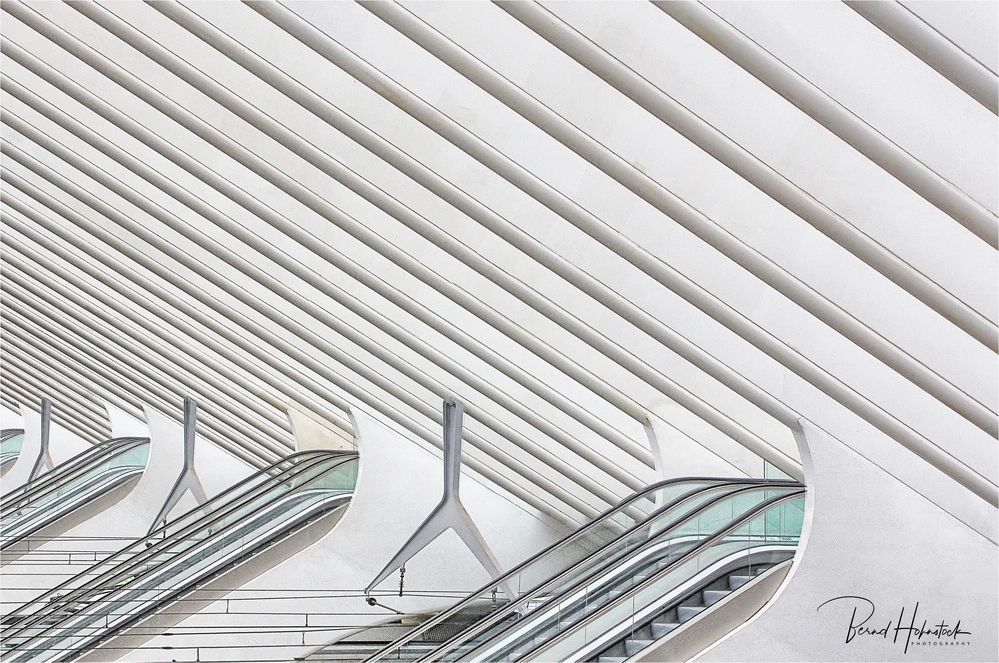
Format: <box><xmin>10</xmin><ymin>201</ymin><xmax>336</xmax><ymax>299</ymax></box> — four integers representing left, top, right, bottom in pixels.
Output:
<box><xmin>368</xmin><ymin>479</ymin><xmax>800</xmax><ymax>662</ymax></box>
<box><xmin>497</xmin><ymin>492</ymin><xmax>805</xmax><ymax>662</ymax></box>
<box><xmin>2</xmin><ymin>450</ymin><xmax>358</xmax><ymax>662</ymax></box>
<box><xmin>424</xmin><ymin>484</ymin><xmax>803</xmax><ymax>662</ymax></box>
<box><xmin>0</xmin><ymin>429</ymin><xmax>25</xmax><ymax>471</ymax></box>
<box><xmin>0</xmin><ymin>437</ymin><xmax>151</xmax><ymax>550</ymax></box>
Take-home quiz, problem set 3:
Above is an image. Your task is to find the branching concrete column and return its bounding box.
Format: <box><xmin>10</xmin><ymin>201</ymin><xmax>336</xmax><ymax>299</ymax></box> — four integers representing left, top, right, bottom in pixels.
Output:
<box><xmin>147</xmin><ymin>397</ymin><xmax>209</xmax><ymax>534</ymax></box>
<box><xmin>26</xmin><ymin>398</ymin><xmax>53</xmax><ymax>481</ymax></box>
<box><xmin>366</xmin><ymin>399</ymin><xmax>507</xmax><ymax>596</ymax></box>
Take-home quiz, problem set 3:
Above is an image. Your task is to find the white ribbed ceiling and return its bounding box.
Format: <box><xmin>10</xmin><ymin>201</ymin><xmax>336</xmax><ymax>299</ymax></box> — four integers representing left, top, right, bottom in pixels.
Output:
<box><xmin>1</xmin><ymin>1</ymin><xmax>996</xmax><ymax>528</ymax></box>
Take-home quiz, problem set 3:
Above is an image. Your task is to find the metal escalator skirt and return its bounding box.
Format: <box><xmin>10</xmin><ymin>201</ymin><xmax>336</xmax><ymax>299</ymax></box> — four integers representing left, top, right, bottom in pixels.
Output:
<box><xmin>509</xmin><ymin>491</ymin><xmax>806</xmax><ymax>663</ymax></box>
<box><xmin>419</xmin><ymin>483</ymin><xmax>801</xmax><ymax>663</ymax></box>
<box><xmin>0</xmin><ymin>438</ymin><xmax>150</xmax><ymax>548</ymax></box>
<box><xmin>5</xmin><ymin>451</ymin><xmax>357</xmax><ymax>662</ymax></box>
<box><xmin>366</xmin><ymin>476</ymin><xmax>797</xmax><ymax>662</ymax></box>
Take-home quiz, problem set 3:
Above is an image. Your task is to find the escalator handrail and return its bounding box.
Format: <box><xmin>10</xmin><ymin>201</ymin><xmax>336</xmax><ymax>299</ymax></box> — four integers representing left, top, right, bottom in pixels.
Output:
<box><xmin>81</xmin><ymin>488</ymin><xmax>355</xmax><ymax>658</ymax></box>
<box><xmin>87</xmin><ymin>490</ymin><xmax>352</xmax><ymax>652</ymax></box>
<box><xmin>367</xmin><ymin>476</ymin><xmax>797</xmax><ymax>661</ymax></box>
<box><xmin>0</xmin><ymin>439</ymin><xmax>149</xmax><ymax>535</ymax></box>
<box><xmin>3</xmin><ymin>452</ymin><xmax>357</xmax><ymax>647</ymax></box>
<box><xmin>2</xmin><ymin>449</ymin><xmax>344</xmax><ymax>630</ymax></box>
<box><xmin>3</xmin><ymin>451</ymin><xmax>346</xmax><ymax>638</ymax></box>
<box><xmin>9</xmin><ymin>458</ymin><xmax>358</xmax><ymax>660</ymax></box>
<box><xmin>0</xmin><ymin>463</ymin><xmax>147</xmax><ymax>548</ymax></box>
<box><xmin>516</xmin><ymin>490</ymin><xmax>806</xmax><ymax>663</ymax></box>
<box><xmin>584</xmin><ymin>548</ymin><xmax>795</xmax><ymax>663</ymax></box>
<box><xmin>1</xmin><ymin>437</ymin><xmax>144</xmax><ymax>504</ymax></box>
<box><xmin>1</xmin><ymin>438</ymin><xmax>142</xmax><ymax>509</ymax></box>
<box><xmin>18</xmin><ymin>488</ymin><xmax>355</xmax><ymax>662</ymax></box>
<box><xmin>413</xmin><ymin>482</ymin><xmax>802</xmax><ymax>663</ymax></box>
<box><xmin>0</xmin><ymin>438</ymin><xmax>149</xmax><ymax>515</ymax></box>
<box><xmin>1</xmin><ymin>437</ymin><xmax>149</xmax><ymax>509</ymax></box>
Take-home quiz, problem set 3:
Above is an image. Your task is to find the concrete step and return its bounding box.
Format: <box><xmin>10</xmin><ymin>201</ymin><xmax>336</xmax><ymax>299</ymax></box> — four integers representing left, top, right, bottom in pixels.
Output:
<box><xmin>651</xmin><ymin>621</ymin><xmax>681</xmax><ymax>638</ymax></box>
<box><xmin>625</xmin><ymin>639</ymin><xmax>655</xmax><ymax>657</ymax></box>
<box><xmin>703</xmin><ymin>589</ymin><xmax>731</xmax><ymax>606</ymax></box>
<box><xmin>677</xmin><ymin>605</ymin><xmax>706</xmax><ymax>622</ymax></box>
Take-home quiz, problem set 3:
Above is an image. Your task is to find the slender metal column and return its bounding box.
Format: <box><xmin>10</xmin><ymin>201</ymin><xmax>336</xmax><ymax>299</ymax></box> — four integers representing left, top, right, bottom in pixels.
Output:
<box><xmin>147</xmin><ymin>397</ymin><xmax>209</xmax><ymax>534</ymax></box>
<box><xmin>366</xmin><ymin>400</ymin><xmax>507</xmax><ymax>595</ymax></box>
<box><xmin>27</xmin><ymin>397</ymin><xmax>53</xmax><ymax>481</ymax></box>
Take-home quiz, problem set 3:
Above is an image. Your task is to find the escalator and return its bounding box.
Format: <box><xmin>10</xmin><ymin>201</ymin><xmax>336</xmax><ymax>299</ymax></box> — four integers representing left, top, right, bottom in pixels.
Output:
<box><xmin>1</xmin><ymin>437</ymin><xmax>151</xmax><ymax>551</ymax></box>
<box><xmin>366</xmin><ymin>478</ymin><xmax>803</xmax><ymax>662</ymax></box>
<box><xmin>1</xmin><ymin>449</ymin><xmax>358</xmax><ymax>662</ymax></box>
<box><xmin>1</xmin><ymin>429</ymin><xmax>25</xmax><ymax>472</ymax></box>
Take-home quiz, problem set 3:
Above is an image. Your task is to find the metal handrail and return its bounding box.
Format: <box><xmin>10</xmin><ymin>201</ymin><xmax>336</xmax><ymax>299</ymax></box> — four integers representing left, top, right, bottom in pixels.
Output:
<box><xmin>0</xmin><ymin>438</ymin><xmax>148</xmax><ymax>514</ymax></box>
<box><xmin>2</xmin><ymin>450</ymin><xmax>350</xmax><ymax>642</ymax></box>
<box><xmin>68</xmin><ymin>484</ymin><xmax>355</xmax><ymax>659</ymax></box>
<box><xmin>5</xmin><ymin>452</ymin><xmax>357</xmax><ymax>656</ymax></box>
<box><xmin>518</xmin><ymin>490</ymin><xmax>805</xmax><ymax>662</ymax></box>
<box><xmin>1</xmin><ymin>463</ymin><xmax>147</xmax><ymax>549</ymax></box>
<box><xmin>414</xmin><ymin>482</ymin><xmax>801</xmax><ymax>663</ymax></box>
<box><xmin>367</xmin><ymin>476</ymin><xmax>796</xmax><ymax>661</ymax></box>
<box><xmin>2</xmin><ymin>449</ymin><xmax>339</xmax><ymax>634</ymax></box>
<box><xmin>1</xmin><ymin>437</ymin><xmax>148</xmax><ymax>508</ymax></box>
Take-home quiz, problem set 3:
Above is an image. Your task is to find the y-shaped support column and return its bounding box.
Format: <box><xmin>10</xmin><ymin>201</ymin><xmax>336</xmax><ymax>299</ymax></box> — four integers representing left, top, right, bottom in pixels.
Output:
<box><xmin>147</xmin><ymin>397</ymin><xmax>209</xmax><ymax>534</ymax></box>
<box><xmin>27</xmin><ymin>398</ymin><xmax>53</xmax><ymax>482</ymax></box>
<box><xmin>366</xmin><ymin>400</ymin><xmax>507</xmax><ymax>596</ymax></box>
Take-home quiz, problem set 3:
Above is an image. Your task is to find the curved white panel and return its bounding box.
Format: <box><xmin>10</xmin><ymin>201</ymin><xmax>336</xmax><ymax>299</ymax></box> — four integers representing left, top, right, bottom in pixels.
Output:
<box><xmin>0</xmin><ymin>402</ymin><xmax>23</xmax><ymax>429</ymax></box>
<box><xmin>697</xmin><ymin>420</ymin><xmax>996</xmax><ymax>662</ymax></box>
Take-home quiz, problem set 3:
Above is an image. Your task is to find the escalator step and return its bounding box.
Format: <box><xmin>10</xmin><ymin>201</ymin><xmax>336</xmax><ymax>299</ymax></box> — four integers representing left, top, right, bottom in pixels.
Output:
<box><xmin>728</xmin><ymin>575</ymin><xmax>753</xmax><ymax>590</ymax></box>
<box><xmin>625</xmin><ymin>639</ymin><xmax>654</xmax><ymax>656</ymax></box>
<box><xmin>652</xmin><ymin>621</ymin><xmax>680</xmax><ymax>638</ymax></box>
<box><xmin>677</xmin><ymin>606</ymin><xmax>705</xmax><ymax>622</ymax></box>
<box><xmin>703</xmin><ymin>589</ymin><xmax>731</xmax><ymax>606</ymax></box>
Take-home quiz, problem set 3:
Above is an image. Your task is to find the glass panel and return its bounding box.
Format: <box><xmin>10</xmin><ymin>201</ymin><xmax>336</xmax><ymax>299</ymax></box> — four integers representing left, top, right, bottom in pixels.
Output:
<box><xmin>373</xmin><ymin>479</ymin><xmax>723</xmax><ymax>661</ymax></box>
<box><xmin>536</xmin><ymin>494</ymin><xmax>806</xmax><ymax>662</ymax></box>
<box><xmin>1</xmin><ymin>432</ymin><xmax>24</xmax><ymax>465</ymax></box>
<box><xmin>0</xmin><ymin>439</ymin><xmax>150</xmax><ymax>543</ymax></box>
<box><xmin>5</xmin><ymin>452</ymin><xmax>358</xmax><ymax>661</ymax></box>
<box><xmin>451</xmin><ymin>486</ymin><xmax>800</xmax><ymax>663</ymax></box>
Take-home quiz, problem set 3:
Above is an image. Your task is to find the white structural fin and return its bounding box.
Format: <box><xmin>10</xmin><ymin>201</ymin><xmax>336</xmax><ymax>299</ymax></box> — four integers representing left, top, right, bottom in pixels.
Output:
<box><xmin>287</xmin><ymin>404</ymin><xmax>354</xmax><ymax>452</ymax></box>
<box><xmin>103</xmin><ymin>401</ymin><xmax>149</xmax><ymax>439</ymax></box>
<box><xmin>2</xmin><ymin>402</ymin><xmax>90</xmax><ymax>495</ymax></box>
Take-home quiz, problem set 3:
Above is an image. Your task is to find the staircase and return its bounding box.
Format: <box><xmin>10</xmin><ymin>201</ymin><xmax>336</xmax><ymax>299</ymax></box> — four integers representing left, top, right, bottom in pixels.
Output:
<box><xmin>306</xmin><ymin>602</ymin><xmax>508</xmax><ymax>661</ymax></box>
<box><xmin>593</xmin><ymin>563</ymin><xmax>775</xmax><ymax>663</ymax></box>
